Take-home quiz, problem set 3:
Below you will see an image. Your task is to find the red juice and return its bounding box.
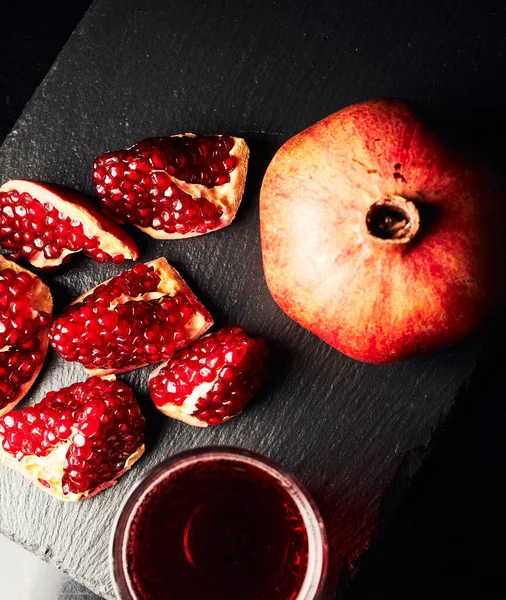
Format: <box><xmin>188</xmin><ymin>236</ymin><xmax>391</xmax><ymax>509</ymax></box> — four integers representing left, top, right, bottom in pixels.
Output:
<box><xmin>125</xmin><ymin>458</ymin><xmax>310</xmax><ymax>600</ymax></box>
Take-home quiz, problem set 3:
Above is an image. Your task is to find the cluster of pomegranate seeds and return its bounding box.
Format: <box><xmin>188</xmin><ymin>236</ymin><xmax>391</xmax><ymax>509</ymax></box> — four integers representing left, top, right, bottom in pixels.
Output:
<box><xmin>0</xmin><ymin>268</ymin><xmax>50</xmax><ymax>347</ymax></box>
<box><xmin>0</xmin><ymin>340</ymin><xmax>46</xmax><ymax>410</ymax></box>
<box><xmin>49</xmin><ymin>263</ymin><xmax>200</xmax><ymax>372</ymax></box>
<box><xmin>93</xmin><ymin>135</ymin><xmax>237</xmax><ymax>235</ymax></box>
<box><xmin>149</xmin><ymin>326</ymin><xmax>268</xmax><ymax>426</ymax></box>
<box><xmin>0</xmin><ymin>377</ymin><xmax>144</xmax><ymax>495</ymax></box>
<box><xmin>0</xmin><ymin>267</ymin><xmax>50</xmax><ymax>410</ymax></box>
<box><xmin>0</xmin><ymin>189</ymin><xmax>122</xmax><ymax>264</ymax></box>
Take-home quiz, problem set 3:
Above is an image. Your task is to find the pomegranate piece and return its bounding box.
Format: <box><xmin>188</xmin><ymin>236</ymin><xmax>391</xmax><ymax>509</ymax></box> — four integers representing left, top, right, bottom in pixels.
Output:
<box><xmin>0</xmin><ymin>180</ymin><xmax>139</xmax><ymax>268</ymax></box>
<box><xmin>92</xmin><ymin>134</ymin><xmax>249</xmax><ymax>238</ymax></box>
<box><xmin>148</xmin><ymin>326</ymin><xmax>268</xmax><ymax>427</ymax></box>
<box><xmin>0</xmin><ymin>256</ymin><xmax>52</xmax><ymax>417</ymax></box>
<box><xmin>50</xmin><ymin>258</ymin><xmax>213</xmax><ymax>376</ymax></box>
<box><xmin>0</xmin><ymin>376</ymin><xmax>144</xmax><ymax>501</ymax></box>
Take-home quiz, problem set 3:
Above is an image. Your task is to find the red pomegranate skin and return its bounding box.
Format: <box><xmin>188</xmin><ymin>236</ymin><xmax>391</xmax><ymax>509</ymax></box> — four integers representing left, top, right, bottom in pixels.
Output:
<box><xmin>260</xmin><ymin>99</ymin><xmax>506</xmax><ymax>363</ymax></box>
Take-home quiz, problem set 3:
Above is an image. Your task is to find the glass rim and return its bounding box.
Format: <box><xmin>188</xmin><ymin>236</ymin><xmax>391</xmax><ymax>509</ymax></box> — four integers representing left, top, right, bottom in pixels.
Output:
<box><xmin>110</xmin><ymin>445</ymin><xmax>328</xmax><ymax>600</ymax></box>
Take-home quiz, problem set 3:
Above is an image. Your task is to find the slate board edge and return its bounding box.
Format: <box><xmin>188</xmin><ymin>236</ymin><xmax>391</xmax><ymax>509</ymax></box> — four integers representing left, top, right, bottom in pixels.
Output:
<box><xmin>0</xmin><ymin>525</ymin><xmax>108</xmax><ymax>599</ymax></box>
<box><xmin>336</xmin><ymin>367</ymin><xmax>475</xmax><ymax>594</ymax></box>
<box><xmin>0</xmin><ymin>4</ymin><xmax>115</xmax><ymax>598</ymax></box>
<box><xmin>0</xmin><ymin>1</ymin><xmax>97</xmax><ymax>150</ymax></box>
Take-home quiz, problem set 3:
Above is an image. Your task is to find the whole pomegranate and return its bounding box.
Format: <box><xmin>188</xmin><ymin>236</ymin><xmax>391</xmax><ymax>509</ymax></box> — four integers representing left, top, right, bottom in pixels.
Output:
<box><xmin>260</xmin><ymin>99</ymin><xmax>506</xmax><ymax>363</ymax></box>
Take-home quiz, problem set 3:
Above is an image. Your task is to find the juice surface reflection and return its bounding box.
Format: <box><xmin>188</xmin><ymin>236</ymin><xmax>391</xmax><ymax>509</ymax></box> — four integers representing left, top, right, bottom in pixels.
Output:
<box><xmin>127</xmin><ymin>458</ymin><xmax>309</xmax><ymax>600</ymax></box>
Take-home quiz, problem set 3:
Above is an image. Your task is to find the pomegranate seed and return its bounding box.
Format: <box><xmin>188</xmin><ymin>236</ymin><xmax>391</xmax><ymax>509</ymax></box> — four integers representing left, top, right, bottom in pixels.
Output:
<box><xmin>0</xmin><ymin>377</ymin><xmax>144</xmax><ymax>498</ymax></box>
<box><xmin>49</xmin><ymin>260</ymin><xmax>212</xmax><ymax>374</ymax></box>
<box><xmin>149</xmin><ymin>326</ymin><xmax>268</xmax><ymax>426</ymax></box>
<box><xmin>92</xmin><ymin>135</ymin><xmax>243</xmax><ymax>236</ymax></box>
<box><xmin>0</xmin><ymin>181</ymin><xmax>138</xmax><ymax>268</ymax></box>
<box><xmin>0</xmin><ymin>262</ymin><xmax>52</xmax><ymax>413</ymax></box>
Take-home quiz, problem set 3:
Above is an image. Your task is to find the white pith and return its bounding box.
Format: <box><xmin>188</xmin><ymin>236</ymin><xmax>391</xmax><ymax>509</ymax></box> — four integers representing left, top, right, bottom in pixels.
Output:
<box><xmin>0</xmin><ymin>437</ymin><xmax>145</xmax><ymax>502</ymax></box>
<box><xmin>4</xmin><ymin>440</ymin><xmax>72</xmax><ymax>499</ymax></box>
<box><xmin>149</xmin><ymin>356</ymin><xmax>237</xmax><ymax>428</ymax></box>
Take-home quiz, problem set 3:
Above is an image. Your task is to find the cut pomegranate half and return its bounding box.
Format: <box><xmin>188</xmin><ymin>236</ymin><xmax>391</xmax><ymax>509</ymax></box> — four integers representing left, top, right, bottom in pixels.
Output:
<box><xmin>0</xmin><ymin>180</ymin><xmax>139</xmax><ymax>268</ymax></box>
<box><xmin>148</xmin><ymin>326</ymin><xmax>268</xmax><ymax>427</ymax></box>
<box><xmin>92</xmin><ymin>134</ymin><xmax>249</xmax><ymax>238</ymax></box>
<box><xmin>0</xmin><ymin>256</ymin><xmax>52</xmax><ymax>417</ymax></box>
<box><xmin>49</xmin><ymin>258</ymin><xmax>213</xmax><ymax>376</ymax></box>
<box><xmin>0</xmin><ymin>376</ymin><xmax>144</xmax><ymax>501</ymax></box>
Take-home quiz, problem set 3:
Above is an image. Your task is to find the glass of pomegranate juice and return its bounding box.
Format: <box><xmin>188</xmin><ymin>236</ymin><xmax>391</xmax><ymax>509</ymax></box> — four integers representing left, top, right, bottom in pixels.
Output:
<box><xmin>111</xmin><ymin>447</ymin><xmax>327</xmax><ymax>600</ymax></box>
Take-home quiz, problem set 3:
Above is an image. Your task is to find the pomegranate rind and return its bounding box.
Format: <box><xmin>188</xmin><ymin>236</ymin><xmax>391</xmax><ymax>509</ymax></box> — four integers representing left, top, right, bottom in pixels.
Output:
<box><xmin>0</xmin><ymin>376</ymin><xmax>145</xmax><ymax>502</ymax></box>
<box><xmin>53</xmin><ymin>257</ymin><xmax>213</xmax><ymax>377</ymax></box>
<box><xmin>0</xmin><ymin>256</ymin><xmax>52</xmax><ymax>417</ymax></box>
<box><xmin>260</xmin><ymin>99</ymin><xmax>506</xmax><ymax>363</ymax></box>
<box><xmin>0</xmin><ymin>180</ymin><xmax>139</xmax><ymax>268</ymax></box>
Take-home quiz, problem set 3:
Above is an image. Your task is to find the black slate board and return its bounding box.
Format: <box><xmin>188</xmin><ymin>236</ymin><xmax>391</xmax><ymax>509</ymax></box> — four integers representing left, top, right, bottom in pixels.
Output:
<box><xmin>0</xmin><ymin>0</ymin><xmax>501</xmax><ymax>598</ymax></box>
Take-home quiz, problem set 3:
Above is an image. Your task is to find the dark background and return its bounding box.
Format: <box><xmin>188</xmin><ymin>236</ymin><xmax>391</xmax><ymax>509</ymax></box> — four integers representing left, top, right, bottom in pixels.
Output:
<box><xmin>1</xmin><ymin>1</ymin><xmax>506</xmax><ymax>599</ymax></box>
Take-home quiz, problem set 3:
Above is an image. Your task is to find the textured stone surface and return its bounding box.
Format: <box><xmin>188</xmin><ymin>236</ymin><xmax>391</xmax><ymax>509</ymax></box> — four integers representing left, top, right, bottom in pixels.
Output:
<box><xmin>0</xmin><ymin>0</ymin><xmax>499</xmax><ymax>598</ymax></box>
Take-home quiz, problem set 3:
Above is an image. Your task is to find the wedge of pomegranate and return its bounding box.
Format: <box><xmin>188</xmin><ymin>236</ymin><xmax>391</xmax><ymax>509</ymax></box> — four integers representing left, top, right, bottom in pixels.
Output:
<box><xmin>148</xmin><ymin>326</ymin><xmax>268</xmax><ymax>427</ymax></box>
<box><xmin>92</xmin><ymin>134</ymin><xmax>249</xmax><ymax>238</ymax></box>
<box><xmin>0</xmin><ymin>376</ymin><xmax>144</xmax><ymax>501</ymax></box>
<box><xmin>0</xmin><ymin>256</ymin><xmax>52</xmax><ymax>417</ymax></box>
<box><xmin>0</xmin><ymin>180</ymin><xmax>139</xmax><ymax>268</ymax></box>
<box><xmin>50</xmin><ymin>258</ymin><xmax>213</xmax><ymax>375</ymax></box>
